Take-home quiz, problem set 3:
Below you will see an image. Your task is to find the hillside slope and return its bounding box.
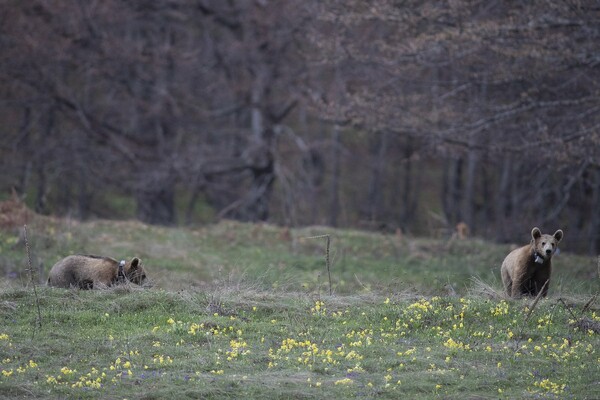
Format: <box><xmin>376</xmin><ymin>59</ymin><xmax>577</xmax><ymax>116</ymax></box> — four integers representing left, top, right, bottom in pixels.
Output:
<box><xmin>0</xmin><ymin>210</ymin><xmax>599</xmax><ymax>398</ymax></box>
<box><xmin>0</xmin><ymin>206</ymin><xmax>597</xmax><ymax>296</ymax></box>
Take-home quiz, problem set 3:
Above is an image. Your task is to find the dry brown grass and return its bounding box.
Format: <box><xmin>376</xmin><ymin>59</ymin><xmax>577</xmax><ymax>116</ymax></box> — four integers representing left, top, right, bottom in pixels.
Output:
<box><xmin>468</xmin><ymin>276</ymin><xmax>506</xmax><ymax>299</ymax></box>
<box><xmin>0</xmin><ymin>192</ymin><xmax>35</xmax><ymax>229</ymax></box>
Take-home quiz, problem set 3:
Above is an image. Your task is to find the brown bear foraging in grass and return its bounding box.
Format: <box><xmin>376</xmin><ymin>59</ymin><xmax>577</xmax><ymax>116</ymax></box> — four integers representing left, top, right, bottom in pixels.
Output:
<box><xmin>501</xmin><ymin>227</ymin><xmax>563</xmax><ymax>298</ymax></box>
<box><xmin>47</xmin><ymin>255</ymin><xmax>147</xmax><ymax>289</ymax></box>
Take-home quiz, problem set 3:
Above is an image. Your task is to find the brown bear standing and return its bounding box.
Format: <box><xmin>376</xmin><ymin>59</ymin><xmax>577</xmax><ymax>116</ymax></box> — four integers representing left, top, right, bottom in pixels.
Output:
<box><xmin>501</xmin><ymin>227</ymin><xmax>563</xmax><ymax>298</ymax></box>
<box><xmin>47</xmin><ymin>255</ymin><xmax>147</xmax><ymax>289</ymax></box>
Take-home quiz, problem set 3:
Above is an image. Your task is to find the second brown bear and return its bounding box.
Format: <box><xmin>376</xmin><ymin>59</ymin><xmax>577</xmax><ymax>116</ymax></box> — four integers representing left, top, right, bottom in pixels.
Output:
<box><xmin>47</xmin><ymin>255</ymin><xmax>147</xmax><ymax>289</ymax></box>
<box><xmin>501</xmin><ymin>227</ymin><xmax>563</xmax><ymax>298</ymax></box>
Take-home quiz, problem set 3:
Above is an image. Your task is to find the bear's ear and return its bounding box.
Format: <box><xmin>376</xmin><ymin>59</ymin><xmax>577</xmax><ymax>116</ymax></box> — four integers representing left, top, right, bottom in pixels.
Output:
<box><xmin>531</xmin><ymin>227</ymin><xmax>542</xmax><ymax>240</ymax></box>
<box><xmin>553</xmin><ymin>230</ymin><xmax>563</xmax><ymax>242</ymax></box>
<box><xmin>130</xmin><ymin>257</ymin><xmax>141</xmax><ymax>270</ymax></box>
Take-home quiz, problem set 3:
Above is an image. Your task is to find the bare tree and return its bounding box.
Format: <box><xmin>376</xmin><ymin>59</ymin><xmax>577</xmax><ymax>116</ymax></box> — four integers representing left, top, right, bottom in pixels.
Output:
<box><xmin>1</xmin><ymin>0</ymin><xmax>599</xmax><ymax>252</ymax></box>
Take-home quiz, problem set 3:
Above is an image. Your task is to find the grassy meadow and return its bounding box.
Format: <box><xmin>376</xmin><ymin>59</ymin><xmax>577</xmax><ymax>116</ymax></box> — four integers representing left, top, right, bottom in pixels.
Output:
<box><xmin>0</xmin><ymin>208</ymin><xmax>599</xmax><ymax>399</ymax></box>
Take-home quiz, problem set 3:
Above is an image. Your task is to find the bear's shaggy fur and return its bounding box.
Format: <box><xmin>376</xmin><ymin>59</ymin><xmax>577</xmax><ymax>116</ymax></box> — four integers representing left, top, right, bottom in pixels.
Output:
<box><xmin>501</xmin><ymin>227</ymin><xmax>563</xmax><ymax>298</ymax></box>
<box><xmin>47</xmin><ymin>255</ymin><xmax>147</xmax><ymax>289</ymax></box>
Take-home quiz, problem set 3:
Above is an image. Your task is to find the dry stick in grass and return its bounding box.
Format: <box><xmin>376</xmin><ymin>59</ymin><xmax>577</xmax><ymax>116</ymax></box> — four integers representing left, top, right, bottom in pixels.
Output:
<box><xmin>557</xmin><ymin>297</ymin><xmax>578</xmax><ymax>321</ymax></box>
<box><xmin>24</xmin><ymin>225</ymin><xmax>42</xmax><ymax>329</ymax></box>
<box><xmin>559</xmin><ymin>292</ymin><xmax>600</xmax><ymax>335</ymax></box>
<box><xmin>523</xmin><ymin>280</ymin><xmax>549</xmax><ymax>323</ymax></box>
<box><xmin>304</xmin><ymin>234</ymin><xmax>332</xmax><ymax>296</ymax></box>
<box><xmin>581</xmin><ymin>294</ymin><xmax>597</xmax><ymax>314</ymax></box>
<box><xmin>556</xmin><ymin>297</ymin><xmax>598</xmax><ymax>335</ymax></box>
<box><xmin>514</xmin><ymin>279</ymin><xmax>549</xmax><ymax>350</ymax></box>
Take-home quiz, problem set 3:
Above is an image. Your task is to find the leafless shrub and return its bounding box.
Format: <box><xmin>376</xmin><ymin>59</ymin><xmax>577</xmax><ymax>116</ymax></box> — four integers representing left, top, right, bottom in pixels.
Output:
<box><xmin>0</xmin><ymin>194</ymin><xmax>34</xmax><ymax>229</ymax></box>
<box><xmin>570</xmin><ymin>317</ymin><xmax>600</xmax><ymax>334</ymax></box>
<box><xmin>468</xmin><ymin>277</ymin><xmax>505</xmax><ymax>300</ymax></box>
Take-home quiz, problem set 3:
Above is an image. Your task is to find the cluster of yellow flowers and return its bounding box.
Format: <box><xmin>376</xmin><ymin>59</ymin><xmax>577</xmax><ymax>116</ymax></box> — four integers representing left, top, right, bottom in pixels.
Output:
<box><xmin>334</xmin><ymin>377</ymin><xmax>353</xmax><ymax>385</ymax></box>
<box><xmin>310</xmin><ymin>300</ymin><xmax>327</xmax><ymax>316</ymax></box>
<box><xmin>443</xmin><ymin>338</ymin><xmax>471</xmax><ymax>351</ymax></box>
<box><xmin>528</xmin><ymin>337</ymin><xmax>595</xmax><ymax>364</ymax></box>
<box><xmin>345</xmin><ymin>329</ymin><xmax>374</xmax><ymax>347</ymax></box>
<box><xmin>43</xmin><ymin>348</ymin><xmax>150</xmax><ymax>390</ymax></box>
<box><xmin>226</xmin><ymin>338</ymin><xmax>250</xmax><ymax>361</ymax></box>
<box><xmin>530</xmin><ymin>378</ymin><xmax>566</xmax><ymax>395</ymax></box>
<box><xmin>490</xmin><ymin>300</ymin><xmax>509</xmax><ymax>317</ymax></box>
<box><xmin>1</xmin><ymin>359</ymin><xmax>37</xmax><ymax>378</ymax></box>
<box><xmin>268</xmin><ymin>335</ymin><xmax>366</xmax><ymax>371</ymax></box>
<box><xmin>406</xmin><ymin>298</ymin><xmax>436</xmax><ymax>313</ymax></box>
<box><xmin>153</xmin><ymin>354</ymin><xmax>174</xmax><ymax>365</ymax></box>
<box><xmin>46</xmin><ymin>365</ymin><xmax>108</xmax><ymax>389</ymax></box>
<box><xmin>536</xmin><ymin>313</ymin><xmax>553</xmax><ymax>329</ymax></box>
<box><xmin>68</xmin><ymin>367</ymin><xmax>104</xmax><ymax>389</ymax></box>
<box><xmin>4</xmin><ymin>294</ymin><xmax>597</xmax><ymax>396</ymax></box>
<box><xmin>0</xmin><ymin>333</ymin><xmax>12</xmax><ymax>352</ymax></box>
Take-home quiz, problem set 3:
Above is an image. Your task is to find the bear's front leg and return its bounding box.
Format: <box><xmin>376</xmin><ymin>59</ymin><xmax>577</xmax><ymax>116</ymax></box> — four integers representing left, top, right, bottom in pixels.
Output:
<box><xmin>501</xmin><ymin>267</ymin><xmax>512</xmax><ymax>296</ymax></box>
<box><xmin>510</xmin><ymin>276</ymin><xmax>524</xmax><ymax>298</ymax></box>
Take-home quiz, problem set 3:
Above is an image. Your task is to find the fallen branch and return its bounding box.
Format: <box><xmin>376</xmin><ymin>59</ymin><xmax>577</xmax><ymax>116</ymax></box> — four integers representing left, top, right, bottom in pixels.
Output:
<box><xmin>24</xmin><ymin>225</ymin><xmax>43</xmax><ymax>330</ymax></box>
<box><xmin>304</xmin><ymin>234</ymin><xmax>333</xmax><ymax>296</ymax></box>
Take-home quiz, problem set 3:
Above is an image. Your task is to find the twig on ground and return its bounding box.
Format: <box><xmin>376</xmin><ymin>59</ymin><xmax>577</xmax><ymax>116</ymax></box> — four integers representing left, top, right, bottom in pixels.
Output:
<box><xmin>24</xmin><ymin>225</ymin><xmax>43</xmax><ymax>331</ymax></box>
<box><xmin>581</xmin><ymin>294</ymin><xmax>597</xmax><ymax>314</ymax></box>
<box><xmin>557</xmin><ymin>297</ymin><xmax>578</xmax><ymax>320</ymax></box>
<box><xmin>304</xmin><ymin>234</ymin><xmax>333</xmax><ymax>296</ymax></box>
<box><xmin>524</xmin><ymin>280</ymin><xmax>549</xmax><ymax>323</ymax></box>
<box><xmin>514</xmin><ymin>280</ymin><xmax>549</xmax><ymax>352</ymax></box>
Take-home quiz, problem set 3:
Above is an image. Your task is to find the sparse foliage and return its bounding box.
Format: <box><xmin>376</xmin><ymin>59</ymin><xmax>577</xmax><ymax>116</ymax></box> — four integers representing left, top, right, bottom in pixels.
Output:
<box><xmin>1</xmin><ymin>1</ymin><xmax>599</xmax><ymax>251</ymax></box>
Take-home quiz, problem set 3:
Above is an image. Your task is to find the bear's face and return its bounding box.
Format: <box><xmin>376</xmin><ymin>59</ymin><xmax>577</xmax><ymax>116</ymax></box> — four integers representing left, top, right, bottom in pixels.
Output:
<box><xmin>531</xmin><ymin>227</ymin><xmax>563</xmax><ymax>261</ymax></box>
<box><xmin>124</xmin><ymin>257</ymin><xmax>147</xmax><ymax>285</ymax></box>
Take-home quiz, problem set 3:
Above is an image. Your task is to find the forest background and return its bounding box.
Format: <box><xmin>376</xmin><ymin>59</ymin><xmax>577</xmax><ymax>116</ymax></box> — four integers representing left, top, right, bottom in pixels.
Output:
<box><xmin>1</xmin><ymin>0</ymin><xmax>599</xmax><ymax>254</ymax></box>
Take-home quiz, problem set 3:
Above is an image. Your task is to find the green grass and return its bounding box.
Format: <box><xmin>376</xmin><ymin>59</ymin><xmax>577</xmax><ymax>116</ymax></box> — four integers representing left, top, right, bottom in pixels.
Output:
<box><xmin>0</xmin><ymin>216</ymin><xmax>599</xmax><ymax>399</ymax></box>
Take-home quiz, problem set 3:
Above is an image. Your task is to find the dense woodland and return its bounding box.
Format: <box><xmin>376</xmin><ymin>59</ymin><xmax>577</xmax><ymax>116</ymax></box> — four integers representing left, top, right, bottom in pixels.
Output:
<box><xmin>1</xmin><ymin>1</ymin><xmax>599</xmax><ymax>253</ymax></box>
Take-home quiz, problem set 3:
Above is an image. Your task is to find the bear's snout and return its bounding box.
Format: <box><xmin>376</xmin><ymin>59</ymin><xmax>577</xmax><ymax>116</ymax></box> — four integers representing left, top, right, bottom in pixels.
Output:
<box><xmin>545</xmin><ymin>249</ymin><xmax>552</xmax><ymax>255</ymax></box>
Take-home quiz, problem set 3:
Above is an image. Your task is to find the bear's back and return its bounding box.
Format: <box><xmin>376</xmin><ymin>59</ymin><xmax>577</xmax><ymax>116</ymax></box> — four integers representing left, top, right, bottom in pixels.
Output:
<box><xmin>502</xmin><ymin>244</ymin><xmax>531</xmax><ymax>273</ymax></box>
<box><xmin>48</xmin><ymin>255</ymin><xmax>119</xmax><ymax>288</ymax></box>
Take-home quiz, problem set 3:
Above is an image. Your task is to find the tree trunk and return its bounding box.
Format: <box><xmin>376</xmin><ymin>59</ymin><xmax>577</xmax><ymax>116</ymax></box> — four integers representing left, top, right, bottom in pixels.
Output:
<box><xmin>35</xmin><ymin>108</ymin><xmax>54</xmax><ymax>214</ymax></box>
<box><xmin>329</xmin><ymin>125</ymin><xmax>341</xmax><ymax>227</ymax></box>
<box><xmin>15</xmin><ymin>107</ymin><xmax>32</xmax><ymax>197</ymax></box>
<box><xmin>588</xmin><ymin>167</ymin><xmax>600</xmax><ymax>254</ymax></box>
<box><xmin>400</xmin><ymin>139</ymin><xmax>418</xmax><ymax>231</ymax></box>
<box><xmin>480</xmin><ymin>162</ymin><xmax>494</xmax><ymax>234</ymax></box>
<box><xmin>299</xmin><ymin>105</ymin><xmax>323</xmax><ymax>225</ymax></box>
<box><xmin>463</xmin><ymin>146</ymin><xmax>478</xmax><ymax>232</ymax></box>
<box><xmin>76</xmin><ymin>168</ymin><xmax>91</xmax><ymax>220</ymax></box>
<box><xmin>442</xmin><ymin>157</ymin><xmax>463</xmax><ymax>226</ymax></box>
<box><xmin>232</xmin><ymin>65</ymin><xmax>276</xmax><ymax>223</ymax></box>
<box><xmin>35</xmin><ymin>163</ymin><xmax>48</xmax><ymax>214</ymax></box>
<box><xmin>236</xmin><ymin>138</ymin><xmax>275</xmax><ymax>222</ymax></box>
<box><xmin>246</xmin><ymin>162</ymin><xmax>275</xmax><ymax>222</ymax></box>
<box><xmin>136</xmin><ymin>184</ymin><xmax>176</xmax><ymax>225</ymax></box>
<box><xmin>496</xmin><ymin>155</ymin><xmax>512</xmax><ymax>221</ymax></box>
<box><xmin>185</xmin><ymin>184</ymin><xmax>203</xmax><ymax>225</ymax></box>
<box><xmin>364</xmin><ymin>130</ymin><xmax>388</xmax><ymax>222</ymax></box>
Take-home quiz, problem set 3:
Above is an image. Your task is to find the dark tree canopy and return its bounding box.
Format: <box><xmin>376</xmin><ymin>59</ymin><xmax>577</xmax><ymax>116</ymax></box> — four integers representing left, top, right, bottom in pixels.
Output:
<box><xmin>1</xmin><ymin>0</ymin><xmax>599</xmax><ymax>252</ymax></box>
